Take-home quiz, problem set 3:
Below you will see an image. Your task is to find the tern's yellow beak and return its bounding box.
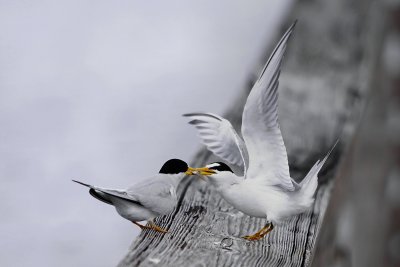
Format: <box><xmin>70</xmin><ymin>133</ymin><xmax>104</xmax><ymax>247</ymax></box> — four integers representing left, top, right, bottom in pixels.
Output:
<box><xmin>185</xmin><ymin>167</ymin><xmax>197</xmax><ymax>175</ymax></box>
<box><xmin>193</xmin><ymin>167</ymin><xmax>216</xmax><ymax>176</ymax></box>
<box><xmin>185</xmin><ymin>167</ymin><xmax>216</xmax><ymax>178</ymax></box>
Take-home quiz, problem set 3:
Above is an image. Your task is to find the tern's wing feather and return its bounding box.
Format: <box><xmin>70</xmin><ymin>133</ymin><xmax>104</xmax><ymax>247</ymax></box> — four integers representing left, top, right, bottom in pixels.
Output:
<box><xmin>72</xmin><ymin>179</ymin><xmax>142</xmax><ymax>205</ymax></box>
<box><xmin>73</xmin><ymin>176</ymin><xmax>177</xmax><ymax>215</ymax></box>
<box><xmin>91</xmin><ymin>188</ymin><xmax>143</xmax><ymax>206</ymax></box>
<box><xmin>241</xmin><ymin>22</ymin><xmax>296</xmax><ymax>191</ymax></box>
<box><xmin>183</xmin><ymin>113</ymin><xmax>248</xmax><ymax>172</ymax></box>
<box><xmin>125</xmin><ymin>176</ymin><xmax>177</xmax><ymax>215</ymax></box>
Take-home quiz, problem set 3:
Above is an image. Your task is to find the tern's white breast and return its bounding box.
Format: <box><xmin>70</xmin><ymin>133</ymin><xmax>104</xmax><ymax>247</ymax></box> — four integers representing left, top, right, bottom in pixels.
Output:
<box><xmin>219</xmin><ymin>182</ymin><xmax>268</xmax><ymax>218</ymax></box>
<box><xmin>219</xmin><ymin>179</ymin><xmax>293</xmax><ymax>222</ymax></box>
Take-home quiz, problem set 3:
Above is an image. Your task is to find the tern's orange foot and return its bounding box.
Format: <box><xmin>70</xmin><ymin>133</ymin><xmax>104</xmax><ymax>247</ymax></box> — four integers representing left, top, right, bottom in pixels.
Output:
<box><xmin>149</xmin><ymin>222</ymin><xmax>168</xmax><ymax>233</ymax></box>
<box><xmin>133</xmin><ymin>221</ymin><xmax>168</xmax><ymax>233</ymax></box>
<box><xmin>242</xmin><ymin>234</ymin><xmax>263</xmax><ymax>241</ymax></box>
<box><xmin>132</xmin><ymin>221</ymin><xmax>152</xmax><ymax>230</ymax></box>
<box><xmin>242</xmin><ymin>222</ymin><xmax>274</xmax><ymax>241</ymax></box>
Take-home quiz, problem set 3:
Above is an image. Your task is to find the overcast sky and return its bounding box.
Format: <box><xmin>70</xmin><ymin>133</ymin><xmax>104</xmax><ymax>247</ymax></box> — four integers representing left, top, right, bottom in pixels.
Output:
<box><xmin>0</xmin><ymin>1</ymin><xmax>291</xmax><ymax>266</ymax></box>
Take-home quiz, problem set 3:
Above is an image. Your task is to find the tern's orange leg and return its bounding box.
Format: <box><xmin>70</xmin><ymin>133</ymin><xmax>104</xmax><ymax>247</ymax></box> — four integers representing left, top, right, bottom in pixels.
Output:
<box><xmin>242</xmin><ymin>222</ymin><xmax>274</xmax><ymax>241</ymax></box>
<box><xmin>148</xmin><ymin>221</ymin><xmax>168</xmax><ymax>233</ymax></box>
<box><xmin>132</xmin><ymin>221</ymin><xmax>153</xmax><ymax>230</ymax></box>
<box><xmin>132</xmin><ymin>221</ymin><xmax>168</xmax><ymax>233</ymax></box>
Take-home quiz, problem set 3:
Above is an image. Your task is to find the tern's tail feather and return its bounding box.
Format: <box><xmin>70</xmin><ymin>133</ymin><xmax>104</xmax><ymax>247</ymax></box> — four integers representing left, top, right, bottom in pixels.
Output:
<box><xmin>299</xmin><ymin>140</ymin><xmax>338</xmax><ymax>206</ymax></box>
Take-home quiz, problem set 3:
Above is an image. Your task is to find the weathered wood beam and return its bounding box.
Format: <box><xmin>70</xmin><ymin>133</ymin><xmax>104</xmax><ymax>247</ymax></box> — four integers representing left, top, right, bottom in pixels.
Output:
<box><xmin>312</xmin><ymin>1</ymin><xmax>397</xmax><ymax>266</ymax></box>
<box><xmin>119</xmin><ymin>0</ymin><xmax>383</xmax><ymax>266</ymax></box>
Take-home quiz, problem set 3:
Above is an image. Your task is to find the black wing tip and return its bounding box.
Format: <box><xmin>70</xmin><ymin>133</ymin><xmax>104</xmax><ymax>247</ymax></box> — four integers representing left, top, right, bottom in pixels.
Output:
<box><xmin>182</xmin><ymin>113</ymin><xmax>196</xmax><ymax>117</ymax></box>
<box><xmin>182</xmin><ymin>112</ymin><xmax>222</xmax><ymax>121</ymax></box>
<box><xmin>188</xmin><ymin>119</ymin><xmax>204</xmax><ymax>125</ymax></box>
<box><xmin>72</xmin><ymin>179</ymin><xmax>91</xmax><ymax>188</ymax></box>
<box><xmin>183</xmin><ymin>112</ymin><xmax>208</xmax><ymax>117</ymax></box>
<box><xmin>89</xmin><ymin>188</ymin><xmax>113</xmax><ymax>205</ymax></box>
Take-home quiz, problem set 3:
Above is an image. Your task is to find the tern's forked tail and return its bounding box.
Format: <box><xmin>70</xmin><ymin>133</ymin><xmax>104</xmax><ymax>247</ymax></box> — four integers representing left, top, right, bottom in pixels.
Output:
<box><xmin>298</xmin><ymin>140</ymin><xmax>339</xmax><ymax>206</ymax></box>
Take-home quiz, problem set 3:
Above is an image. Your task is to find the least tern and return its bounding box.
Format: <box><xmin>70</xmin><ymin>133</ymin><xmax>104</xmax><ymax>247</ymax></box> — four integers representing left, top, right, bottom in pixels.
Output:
<box><xmin>73</xmin><ymin>159</ymin><xmax>196</xmax><ymax>233</ymax></box>
<box><xmin>184</xmin><ymin>22</ymin><xmax>338</xmax><ymax>240</ymax></box>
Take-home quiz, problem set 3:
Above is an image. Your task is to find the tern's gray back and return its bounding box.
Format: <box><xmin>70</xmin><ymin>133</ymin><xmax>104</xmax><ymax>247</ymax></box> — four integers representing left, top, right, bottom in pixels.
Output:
<box><xmin>125</xmin><ymin>174</ymin><xmax>179</xmax><ymax>215</ymax></box>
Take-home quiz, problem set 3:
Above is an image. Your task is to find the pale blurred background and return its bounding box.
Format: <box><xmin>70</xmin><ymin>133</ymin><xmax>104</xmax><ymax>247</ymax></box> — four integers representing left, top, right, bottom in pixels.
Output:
<box><xmin>0</xmin><ymin>1</ymin><xmax>293</xmax><ymax>266</ymax></box>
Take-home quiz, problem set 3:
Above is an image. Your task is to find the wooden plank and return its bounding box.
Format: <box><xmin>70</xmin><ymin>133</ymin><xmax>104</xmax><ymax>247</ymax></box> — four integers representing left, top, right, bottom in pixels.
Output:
<box><xmin>118</xmin><ymin>0</ymin><xmax>383</xmax><ymax>266</ymax></box>
<box><xmin>312</xmin><ymin>2</ymin><xmax>398</xmax><ymax>266</ymax></box>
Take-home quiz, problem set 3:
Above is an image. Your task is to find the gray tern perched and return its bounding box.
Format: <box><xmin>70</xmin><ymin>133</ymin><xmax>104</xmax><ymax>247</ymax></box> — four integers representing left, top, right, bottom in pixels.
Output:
<box><xmin>73</xmin><ymin>159</ymin><xmax>196</xmax><ymax>233</ymax></box>
<box><xmin>184</xmin><ymin>22</ymin><xmax>338</xmax><ymax>240</ymax></box>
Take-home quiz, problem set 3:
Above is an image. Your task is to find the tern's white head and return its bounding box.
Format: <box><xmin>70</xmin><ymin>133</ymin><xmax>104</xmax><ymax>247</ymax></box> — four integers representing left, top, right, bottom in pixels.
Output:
<box><xmin>195</xmin><ymin>162</ymin><xmax>239</xmax><ymax>189</ymax></box>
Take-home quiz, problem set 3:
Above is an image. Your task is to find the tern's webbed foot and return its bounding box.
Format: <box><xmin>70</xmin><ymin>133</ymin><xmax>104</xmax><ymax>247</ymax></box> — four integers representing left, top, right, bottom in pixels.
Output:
<box><xmin>242</xmin><ymin>233</ymin><xmax>262</xmax><ymax>241</ymax></box>
<box><xmin>242</xmin><ymin>222</ymin><xmax>274</xmax><ymax>241</ymax></box>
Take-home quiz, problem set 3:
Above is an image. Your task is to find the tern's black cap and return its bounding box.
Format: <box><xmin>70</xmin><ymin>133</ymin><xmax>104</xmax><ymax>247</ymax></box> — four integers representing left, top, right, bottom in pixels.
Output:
<box><xmin>209</xmin><ymin>162</ymin><xmax>233</xmax><ymax>173</ymax></box>
<box><xmin>159</xmin><ymin>159</ymin><xmax>189</xmax><ymax>174</ymax></box>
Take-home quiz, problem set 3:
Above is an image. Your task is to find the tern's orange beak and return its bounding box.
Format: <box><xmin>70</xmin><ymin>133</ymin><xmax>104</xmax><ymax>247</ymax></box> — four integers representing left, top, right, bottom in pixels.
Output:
<box><xmin>185</xmin><ymin>167</ymin><xmax>216</xmax><ymax>181</ymax></box>
<box><xmin>193</xmin><ymin>167</ymin><xmax>216</xmax><ymax>176</ymax></box>
<box><xmin>185</xmin><ymin>167</ymin><xmax>197</xmax><ymax>175</ymax></box>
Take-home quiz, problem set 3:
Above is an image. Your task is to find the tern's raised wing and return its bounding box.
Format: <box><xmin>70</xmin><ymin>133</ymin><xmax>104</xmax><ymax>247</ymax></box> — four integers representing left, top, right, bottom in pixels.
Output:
<box><xmin>183</xmin><ymin>113</ymin><xmax>248</xmax><ymax>173</ymax></box>
<box><xmin>241</xmin><ymin>22</ymin><xmax>296</xmax><ymax>190</ymax></box>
